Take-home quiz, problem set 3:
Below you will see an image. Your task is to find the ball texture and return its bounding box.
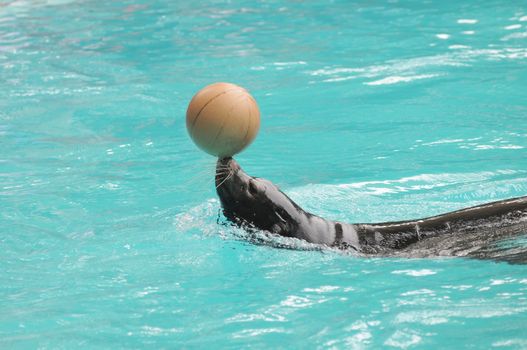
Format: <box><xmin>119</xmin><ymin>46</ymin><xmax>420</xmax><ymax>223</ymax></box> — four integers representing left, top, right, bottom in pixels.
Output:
<box><xmin>186</xmin><ymin>82</ymin><xmax>260</xmax><ymax>158</ymax></box>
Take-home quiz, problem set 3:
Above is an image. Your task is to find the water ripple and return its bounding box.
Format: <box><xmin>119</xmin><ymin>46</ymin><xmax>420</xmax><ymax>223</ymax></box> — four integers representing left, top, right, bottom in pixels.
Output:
<box><xmin>365</xmin><ymin>74</ymin><xmax>440</xmax><ymax>86</ymax></box>
<box><xmin>307</xmin><ymin>48</ymin><xmax>527</xmax><ymax>85</ymax></box>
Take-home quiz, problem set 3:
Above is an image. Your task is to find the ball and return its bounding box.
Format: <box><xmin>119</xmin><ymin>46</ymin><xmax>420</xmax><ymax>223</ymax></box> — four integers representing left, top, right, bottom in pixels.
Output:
<box><xmin>186</xmin><ymin>82</ymin><xmax>260</xmax><ymax>158</ymax></box>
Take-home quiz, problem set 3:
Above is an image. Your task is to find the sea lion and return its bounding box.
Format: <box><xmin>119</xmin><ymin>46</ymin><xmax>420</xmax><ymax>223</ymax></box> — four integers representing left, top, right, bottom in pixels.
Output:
<box><xmin>215</xmin><ymin>157</ymin><xmax>527</xmax><ymax>258</ymax></box>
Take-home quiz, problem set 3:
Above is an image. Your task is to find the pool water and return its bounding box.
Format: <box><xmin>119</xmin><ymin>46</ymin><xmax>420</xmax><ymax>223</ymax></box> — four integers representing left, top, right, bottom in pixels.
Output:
<box><xmin>1</xmin><ymin>0</ymin><xmax>527</xmax><ymax>348</ymax></box>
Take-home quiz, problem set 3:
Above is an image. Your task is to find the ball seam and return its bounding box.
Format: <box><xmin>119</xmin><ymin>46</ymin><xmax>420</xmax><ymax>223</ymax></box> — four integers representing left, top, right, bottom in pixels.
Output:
<box><xmin>189</xmin><ymin>88</ymin><xmax>243</xmax><ymax>137</ymax></box>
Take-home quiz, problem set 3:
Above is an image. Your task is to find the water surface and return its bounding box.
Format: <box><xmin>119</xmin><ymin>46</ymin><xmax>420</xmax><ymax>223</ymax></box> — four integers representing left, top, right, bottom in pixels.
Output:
<box><xmin>1</xmin><ymin>0</ymin><xmax>527</xmax><ymax>348</ymax></box>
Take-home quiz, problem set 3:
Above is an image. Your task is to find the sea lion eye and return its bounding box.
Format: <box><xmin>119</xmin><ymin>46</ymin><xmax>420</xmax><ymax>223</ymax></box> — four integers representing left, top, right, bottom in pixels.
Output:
<box><xmin>249</xmin><ymin>181</ymin><xmax>258</xmax><ymax>195</ymax></box>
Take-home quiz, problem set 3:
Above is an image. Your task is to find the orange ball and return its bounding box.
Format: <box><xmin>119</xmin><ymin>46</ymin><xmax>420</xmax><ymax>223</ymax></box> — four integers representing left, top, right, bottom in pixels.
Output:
<box><xmin>186</xmin><ymin>82</ymin><xmax>260</xmax><ymax>158</ymax></box>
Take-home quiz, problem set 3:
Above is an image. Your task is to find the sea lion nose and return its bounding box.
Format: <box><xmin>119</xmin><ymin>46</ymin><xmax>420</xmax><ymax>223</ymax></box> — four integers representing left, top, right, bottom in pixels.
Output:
<box><xmin>217</xmin><ymin>157</ymin><xmax>240</xmax><ymax>172</ymax></box>
<box><xmin>216</xmin><ymin>157</ymin><xmax>231</xmax><ymax>170</ymax></box>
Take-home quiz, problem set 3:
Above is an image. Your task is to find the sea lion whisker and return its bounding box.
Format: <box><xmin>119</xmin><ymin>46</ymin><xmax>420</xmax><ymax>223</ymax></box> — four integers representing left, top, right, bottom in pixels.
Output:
<box><xmin>216</xmin><ymin>170</ymin><xmax>234</xmax><ymax>189</ymax></box>
<box><xmin>215</xmin><ymin>170</ymin><xmax>230</xmax><ymax>175</ymax></box>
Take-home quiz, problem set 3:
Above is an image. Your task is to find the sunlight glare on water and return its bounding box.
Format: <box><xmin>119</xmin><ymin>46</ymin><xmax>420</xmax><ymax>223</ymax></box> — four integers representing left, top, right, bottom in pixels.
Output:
<box><xmin>1</xmin><ymin>0</ymin><xmax>527</xmax><ymax>348</ymax></box>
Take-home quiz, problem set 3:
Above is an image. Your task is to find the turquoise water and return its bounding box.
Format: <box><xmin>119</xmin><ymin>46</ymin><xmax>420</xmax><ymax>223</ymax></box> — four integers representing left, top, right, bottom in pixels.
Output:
<box><xmin>2</xmin><ymin>0</ymin><xmax>527</xmax><ymax>348</ymax></box>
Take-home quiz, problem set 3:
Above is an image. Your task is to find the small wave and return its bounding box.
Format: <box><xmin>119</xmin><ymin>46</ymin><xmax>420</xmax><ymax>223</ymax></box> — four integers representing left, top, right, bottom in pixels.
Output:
<box><xmin>295</xmin><ymin>170</ymin><xmax>521</xmax><ymax>193</ymax></box>
<box><xmin>232</xmin><ymin>327</ymin><xmax>289</xmax><ymax>339</ymax></box>
<box><xmin>457</xmin><ymin>19</ymin><xmax>478</xmax><ymax>24</ymax></box>
<box><xmin>0</xmin><ymin>0</ymin><xmax>78</xmax><ymax>14</ymax></box>
<box><xmin>273</xmin><ymin>61</ymin><xmax>307</xmax><ymax>66</ymax></box>
<box><xmin>436</xmin><ymin>33</ymin><xmax>450</xmax><ymax>40</ymax></box>
<box><xmin>173</xmin><ymin>199</ymin><xmax>221</xmax><ymax>235</ymax></box>
<box><xmin>416</xmin><ymin>136</ymin><xmax>526</xmax><ymax>152</ymax></box>
<box><xmin>472</xmin><ymin>145</ymin><xmax>524</xmax><ymax>150</ymax></box>
<box><xmin>502</xmin><ymin>31</ymin><xmax>527</xmax><ymax>41</ymax></box>
<box><xmin>310</xmin><ymin>67</ymin><xmax>366</xmax><ymax>76</ymax></box>
<box><xmin>308</xmin><ymin>54</ymin><xmax>464</xmax><ymax>83</ymax></box>
<box><xmin>395</xmin><ymin>306</ymin><xmax>527</xmax><ymax>324</ymax></box>
<box><xmin>307</xmin><ymin>48</ymin><xmax>527</xmax><ymax>85</ymax></box>
<box><xmin>493</xmin><ymin>339</ymin><xmax>527</xmax><ymax>348</ymax></box>
<box><xmin>449</xmin><ymin>45</ymin><xmax>471</xmax><ymax>50</ymax></box>
<box><xmin>364</xmin><ymin>74</ymin><xmax>439</xmax><ymax>86</ymax></box>
<box><xmin>384</xmin><ymin>330</ymin><xmax>422</xmax><ymax>348</ymax></box>
<box><xmin>392</xmin><ymin>269</ymin><xmax>438</xmax><ymax>277</ymax></box>
<box><xmin>421</xmin><ymin>138</ymin><xmax>467</xmax><ymax>146</ymax></box>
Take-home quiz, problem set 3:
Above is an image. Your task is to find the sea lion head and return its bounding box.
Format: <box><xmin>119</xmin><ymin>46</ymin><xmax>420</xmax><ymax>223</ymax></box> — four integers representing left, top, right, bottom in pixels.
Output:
<box><xmin>215</xmin><ymin>157</ymin><xmax>300</xmax><ymax>234</ymax></box>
